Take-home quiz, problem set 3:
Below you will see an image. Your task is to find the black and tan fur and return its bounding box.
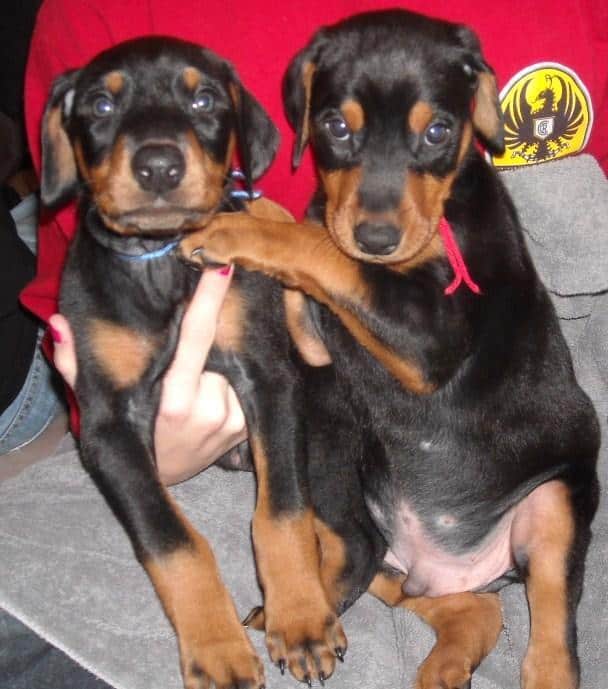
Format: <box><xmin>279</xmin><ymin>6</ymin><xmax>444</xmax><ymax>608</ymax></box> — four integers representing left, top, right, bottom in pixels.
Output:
<box><xmin>181</xmin><ymin>11</ymin><xmax>600</xmax><ymax>689</ymax></box>
<box><xmin>41</xmin><ymin>36</ymin><xmax>346</xmax><ymax>689</ymax></box>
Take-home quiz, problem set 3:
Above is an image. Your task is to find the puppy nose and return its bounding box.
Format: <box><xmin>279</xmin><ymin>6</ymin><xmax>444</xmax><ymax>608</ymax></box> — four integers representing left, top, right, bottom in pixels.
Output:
<box><xmin>132</xmin><ymin>144</ymin><xmax>185</xmax><ymax>193</ymax></box>
<box><xmin>354</xmin><ymin>222</ymin><xmax>400</xmax><ymax>255</ymax></box>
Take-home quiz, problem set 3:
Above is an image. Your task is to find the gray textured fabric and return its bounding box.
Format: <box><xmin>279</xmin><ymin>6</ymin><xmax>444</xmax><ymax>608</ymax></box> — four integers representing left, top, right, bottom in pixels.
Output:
<box><xmin>0</xmin><ymin>439</ymin><xmax>400</xmax><ymax>689</ymax></box>
<box><xmin>0</xmin><ymin>154</ymin><xmax>606</xmax><ymax>688</ymax></box>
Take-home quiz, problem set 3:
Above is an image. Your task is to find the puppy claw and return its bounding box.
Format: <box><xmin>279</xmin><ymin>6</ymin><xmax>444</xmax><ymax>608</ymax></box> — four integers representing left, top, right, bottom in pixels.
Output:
<box><xmin>243</xmin><ymin>606</ymin><xmax>265</xmax><ymax>629</ymax></box>
<box><xmin>278</xmin><ymin>659</ymin><xmax>286</xmax><ymax>676</ymax></box>
<box><xmin>335</xmin><ymin>647</ymin><xmax>345</xmax><ymax>663</ymax></box>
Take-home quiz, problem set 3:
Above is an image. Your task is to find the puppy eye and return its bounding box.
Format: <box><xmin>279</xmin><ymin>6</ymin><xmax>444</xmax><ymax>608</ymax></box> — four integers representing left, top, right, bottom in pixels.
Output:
<box><xmin>92</xmin><ymin>95</ymin><xmax>115</xmax><ymax>117</ymax></box>
<box><xmin>424</xmin><ymin>122</ymin><xmax>451</xmax><ymax>145</ymax></box>
<box><xmin>324</xmin><ymin>116</ymin><xmax>351</xmax><ymax>141</ymax></box>
<box><xmin>191</xmin><ymin>88</ymin><xmax>215</xmax><ymax>113</ymax></box>
<box><xmin>463</xmin><ymin>62</ymin><xmax>475</xmax><ymax>80</ymax></box>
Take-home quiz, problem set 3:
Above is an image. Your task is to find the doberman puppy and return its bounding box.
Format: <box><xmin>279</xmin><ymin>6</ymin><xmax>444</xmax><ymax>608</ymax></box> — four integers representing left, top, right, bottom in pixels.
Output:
<box><xmin>40</xmin><ymin>37</ymin><xmax>347</xmax><ymax>689</ymax></box>
<box><xmin>181</xmin><ymin>10</ymin><xmax>601</xmax><ymax>689</ymax></box>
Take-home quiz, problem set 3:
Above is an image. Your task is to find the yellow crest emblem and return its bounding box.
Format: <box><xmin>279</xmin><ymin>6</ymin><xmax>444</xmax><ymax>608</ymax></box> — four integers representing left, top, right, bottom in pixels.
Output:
<box><xmin>491</xmin><ymin>63</ymin><xmax>593</xmax><ymax>168</ymax></box>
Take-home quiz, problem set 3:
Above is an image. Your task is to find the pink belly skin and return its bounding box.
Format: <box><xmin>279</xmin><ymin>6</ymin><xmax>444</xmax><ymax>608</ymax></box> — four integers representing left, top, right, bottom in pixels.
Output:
<box><xmin>382</xmin><ymin>480</ymin><xmax>565</xmax><ymax>597</ymax></box>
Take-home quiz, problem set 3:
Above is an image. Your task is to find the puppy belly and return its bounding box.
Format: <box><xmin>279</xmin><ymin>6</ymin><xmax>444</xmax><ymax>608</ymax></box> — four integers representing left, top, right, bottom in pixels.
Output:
<box><xmin>382</xmin><ymin>502</ymin><xmax>516</xmax><ymax>597</ymax></box>
<box><xmin>382</xmin><ymin>481</ymin><xmax>566</xmax><ymax>597</ymax></box>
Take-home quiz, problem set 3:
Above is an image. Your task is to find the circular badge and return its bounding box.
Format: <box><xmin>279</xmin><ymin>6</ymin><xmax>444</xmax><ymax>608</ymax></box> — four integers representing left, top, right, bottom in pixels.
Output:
<box><xmin>492</xmin><ymin>63</ymin><xmax>593</xmax><ymax>168</ymax></box>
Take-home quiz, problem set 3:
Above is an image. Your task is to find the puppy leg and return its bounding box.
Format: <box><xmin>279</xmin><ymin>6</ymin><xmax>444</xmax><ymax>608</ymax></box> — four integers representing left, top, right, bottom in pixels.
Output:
<box><xmin>512</xmin><ymin>480</ymin><xmax>595</xmax><ymax>689</ymax></box>
<box><xmin>369</xmin><ymin>572</ymin><xmax>502</xmax><ymax>689</ymax></box>
<box><xmin>243</xmin><ymin>371</ymin><xmax>373</xmax><ymax>681</ymax></box>
<box><xmin>79</xmin><ymin>404</ymin><xmax>263</xmax><ymax>689</ymax></box>
<box><xmin>245</xmin><ymin>386</ymin><xmax>347</xmax><ymax>684</ymax></box>
<box><xmin>179</xmin><ymin>216</ymin><xmax>433</xmax><ymax>395</ymax></box>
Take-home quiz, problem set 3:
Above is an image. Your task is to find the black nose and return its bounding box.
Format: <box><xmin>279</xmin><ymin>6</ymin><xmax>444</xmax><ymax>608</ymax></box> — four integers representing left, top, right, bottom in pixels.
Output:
<box><xmin>354</xmin><ymin>222</ymin><xmax>401</xmax><ymax>255</ymax></box>
<box><xmin>132</xmin><ymin>144</ymin><xmax>185</xmax><ymax>193</ymax></box>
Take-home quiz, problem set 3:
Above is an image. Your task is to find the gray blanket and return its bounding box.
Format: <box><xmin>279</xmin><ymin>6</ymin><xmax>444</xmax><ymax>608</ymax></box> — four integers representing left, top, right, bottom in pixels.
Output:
<box><xmin>0</xmin><ymin>155</ymin><xmax>606</xmax><ymax>688</ymax></box>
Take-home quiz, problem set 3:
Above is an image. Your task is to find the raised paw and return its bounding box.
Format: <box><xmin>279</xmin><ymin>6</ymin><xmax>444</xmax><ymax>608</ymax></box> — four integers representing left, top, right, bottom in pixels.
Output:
<box><xmin>180</xmin><ymin>632</ymin><xmax>265</xmax><ymax>689</ymax></box>
<box><xmin>265</xmin><ymin>609</ymin><xmax>347</xmax><ymax>684</ymax></box>
<box><xmin>178</xmin><ymin>228</ymin><xmax>210</xmax><ymax>268</ymax></box>
<box><xmin>178</xmin><ymin>213</ymin><xmax>251</xmax><ymax>269</ymax></box>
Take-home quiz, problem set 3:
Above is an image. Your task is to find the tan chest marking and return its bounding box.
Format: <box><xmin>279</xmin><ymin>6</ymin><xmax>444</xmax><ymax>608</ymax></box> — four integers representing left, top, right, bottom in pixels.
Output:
<box><xmin>215</xmin><ymin>286</ymin><xmax>244</xmax><ymax>352</ymax></box>
<box><xmin>89</xmin><ymin>319</ymin><xmax>158</xmax><ymax>389</ymax></box>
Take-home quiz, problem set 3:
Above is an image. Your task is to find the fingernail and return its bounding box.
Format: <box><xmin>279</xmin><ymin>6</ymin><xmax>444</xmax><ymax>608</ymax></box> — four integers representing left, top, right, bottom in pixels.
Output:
<box><xmin>50</xmin><ymin>325</ymin><xmax>62</xmax><ymax>343</ymax></box>
<box><xmin>217</xmin><ymin>264</ymin><xmax>233</xmax><ymax>276</ymax></box>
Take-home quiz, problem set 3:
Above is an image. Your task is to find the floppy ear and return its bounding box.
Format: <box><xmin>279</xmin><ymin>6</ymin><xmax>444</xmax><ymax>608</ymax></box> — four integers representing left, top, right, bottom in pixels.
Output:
<box><xmin>456</xmin><ymin>26</ymin><xmax>505</xmax><ymax>154</ymax></box>
<box><xmin>282</xmin><ymin>31</ymin><xmax>328</xmax><ymax>169</ymax></box>
<box><xmin>228</xmin><ymin>79</ymin><xmax>280</xmax><ymax>193</ymax></box>
<box><xmin>469</xmin><ymin>62</ymin><xmax>505</xmax><ymax>154</ymax></box>
<box><xmin>40</xmin><ymin>70</ymin><xmax>81</xmax><ymax>208</ymax></box>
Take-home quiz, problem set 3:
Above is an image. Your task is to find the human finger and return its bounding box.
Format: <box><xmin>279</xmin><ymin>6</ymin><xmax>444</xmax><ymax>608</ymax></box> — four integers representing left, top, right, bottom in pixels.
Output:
<box><xmin>49</xmin><ymin>313</ymin><xmax>77</xmax><ymax>388</ymax></box>
<box><xmin>155</xmin><ymin>371</ymin><xmax>246</xmax><ymax>484</ymax></box>
<box><xmin>161</xmin><ymin>265</ymin><xmax>233</xmax><ymax>414</ymax></box>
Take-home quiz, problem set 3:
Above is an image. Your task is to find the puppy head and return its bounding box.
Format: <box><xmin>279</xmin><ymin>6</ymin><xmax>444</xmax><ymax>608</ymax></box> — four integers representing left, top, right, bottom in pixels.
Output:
<box><xmin>283</xmin><ymin>10</ymin><xmax>504</xmax><ymax>265</ymax></box>
<box><xmin>41</xmin><ymin>36</ymin><xmax>279</xmax><ymax>235</ymax></box>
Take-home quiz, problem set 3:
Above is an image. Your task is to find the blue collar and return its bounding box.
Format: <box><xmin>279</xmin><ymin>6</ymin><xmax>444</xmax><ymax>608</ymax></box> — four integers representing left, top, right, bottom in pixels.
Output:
<box><xmin>114</xmin><ymin>239</ymin><xmax>180</xmax><ymax>262</ymax></box>
<box><xmin>89</xmin><ymin>169</ymin><xmax>261</xmax><ymax>262</ymax></box>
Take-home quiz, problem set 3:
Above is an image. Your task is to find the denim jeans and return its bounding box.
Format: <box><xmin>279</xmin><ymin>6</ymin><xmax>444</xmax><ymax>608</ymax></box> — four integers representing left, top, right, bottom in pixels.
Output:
<box><xmin>0</xmin><ymin>329</ymin><xmax>65</xmax><ymax>455</ymax></box>
<box><xmin>0</xmin><ymin>194</ymin><xmax>65</xmax><ymax>455</ymax></box>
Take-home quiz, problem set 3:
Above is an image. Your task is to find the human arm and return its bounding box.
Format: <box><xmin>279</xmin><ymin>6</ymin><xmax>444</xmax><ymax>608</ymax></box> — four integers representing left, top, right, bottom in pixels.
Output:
<box><xmin>24</xmin><ymin>0</ymin><xmax>248</xmax><ymax>483</ymax></box>
<box><xmin>49</xmin><ymin>266</ymin><xmax>247</xmax><ymax>485</ymax></box>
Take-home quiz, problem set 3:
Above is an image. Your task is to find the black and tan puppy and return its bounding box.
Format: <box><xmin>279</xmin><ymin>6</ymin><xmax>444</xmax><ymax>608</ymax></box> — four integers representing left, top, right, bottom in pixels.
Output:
<box><xmin>182</xmin><ymin>10</ymin><xmax>600</xmax><ymax>689</ymax></box>
<box><xmin>41</xmin><ymin>37</ymin><xmax>347</xmax><ymax>689</ymax></box>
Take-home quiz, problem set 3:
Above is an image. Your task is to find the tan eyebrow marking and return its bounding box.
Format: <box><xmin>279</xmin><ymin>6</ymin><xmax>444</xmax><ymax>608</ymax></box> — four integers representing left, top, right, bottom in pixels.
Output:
<box><xmin>183</xmin><ymin>66</ymin><xmax>201</xmax><ymax>91</ymax></box>
<box><xmin>408</xmin><ymin>101</ymin><xmax>434</xmax><ymax>134</ymax></box>
<box><xmin>341</xmin><ymin>99</ymin><xmax>365</xmax><ymax>132</ymax></box>
<box><xmin>104</xmin><ymin>71</ymin><xmax>124</xmax><ymax>95</ymax></box>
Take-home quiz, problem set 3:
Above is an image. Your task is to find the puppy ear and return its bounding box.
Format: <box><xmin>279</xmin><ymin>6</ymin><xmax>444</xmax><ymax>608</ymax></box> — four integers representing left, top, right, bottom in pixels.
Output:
<box><xmin>41</xmin><ymin>70</ymin><xmax>80</xmax><ymax>208</ymax></box>
<box><xmin>229</xmin><ymin>79</ymin><xmax>280</xmax><ymax>192</ymax></box>
<box><xmin>469</xmin><ymin>63</ymin><xmax>505</xmax><ymax>154</ymax></box>
<box><xmin>282</xmin><ymin>31</ymin><xmax>328</xmax><ymax>169</ymax></box>
<box><xmin>456</xmin><ymin>26</ymin><xmax>505</xmax><ymax>154</ymax></box>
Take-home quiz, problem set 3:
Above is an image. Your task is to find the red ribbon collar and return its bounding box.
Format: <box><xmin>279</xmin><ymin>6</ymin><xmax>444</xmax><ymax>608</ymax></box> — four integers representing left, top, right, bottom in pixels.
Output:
<box><xmin>438</xmin><ymin>217</ymin><xmax>482</xmax><ymax>296</ymax></box>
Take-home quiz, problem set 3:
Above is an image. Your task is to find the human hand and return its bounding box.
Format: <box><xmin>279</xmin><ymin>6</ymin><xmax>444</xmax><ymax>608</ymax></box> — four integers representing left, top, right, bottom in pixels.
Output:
<box><xmin>49</xmin><ymin>264</ymin><xmax>247</xmax><ymax>485</ymax></box>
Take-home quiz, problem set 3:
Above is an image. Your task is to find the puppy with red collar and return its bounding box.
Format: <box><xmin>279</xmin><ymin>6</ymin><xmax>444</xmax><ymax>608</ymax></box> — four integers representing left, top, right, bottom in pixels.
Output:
<box><xmin>182</xmin><ymin>10</ymin><xmax>600</xmax><ymax>689</ymax></box>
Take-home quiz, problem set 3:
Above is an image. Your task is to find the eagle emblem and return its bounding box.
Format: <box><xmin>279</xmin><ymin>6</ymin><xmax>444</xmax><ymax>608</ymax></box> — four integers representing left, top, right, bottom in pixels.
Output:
<box><xmin>492</xmin><ymin>64</ymin><xmax>592</xmax><ymax>168</ymax></box>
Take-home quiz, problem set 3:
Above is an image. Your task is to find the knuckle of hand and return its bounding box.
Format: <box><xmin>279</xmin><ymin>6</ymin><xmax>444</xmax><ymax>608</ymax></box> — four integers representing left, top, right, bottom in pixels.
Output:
<box><xmin>223</xmin><ymin>404</ymin><xmax>246</xmax><ymax>436</ymax></box>
<box><xmin>201</xmin><ymin>406</ymin><xmax>230</xmax><ymax>435</ymax></box>
<box><xmin>158</xmin><ymin>398</ymin><xmax>191</xmax><ymax>424</ymax></box>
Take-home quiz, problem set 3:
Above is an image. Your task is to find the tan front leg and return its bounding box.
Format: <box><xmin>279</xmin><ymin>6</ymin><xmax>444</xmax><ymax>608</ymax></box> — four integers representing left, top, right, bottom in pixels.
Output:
<box><xmin>179</xmin><ymin>213</ymin><xmax>433</xmax><ymax>394</ymax></box>
<box><xmin>512</xmin><ymin>481</ymin><xmax>580</xmax><ymax>689</ymax></box>
<box><xmin>144</xmin><ymin>495</ymin><xmax>263</xmax><ymax>689</ymax></box>
<box><xmin>249</xmin><ymin>435</ymin><xmax>347</xmax><ymax>684</ymax></box>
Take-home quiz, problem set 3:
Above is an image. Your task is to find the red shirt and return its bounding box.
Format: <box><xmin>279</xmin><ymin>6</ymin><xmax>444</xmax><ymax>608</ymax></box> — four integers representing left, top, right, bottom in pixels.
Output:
<box><xmin>23</xmin><ymin>0</ymin><xmax>608</xmax><ymax>324</ymax></box>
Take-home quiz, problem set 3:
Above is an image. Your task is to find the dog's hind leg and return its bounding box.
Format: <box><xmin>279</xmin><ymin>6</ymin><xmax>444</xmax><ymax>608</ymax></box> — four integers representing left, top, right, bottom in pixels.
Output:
<box><xmin>369</xmin><ymin>572</ymin><xmax>502</xmax><ymax>689</ymax></box>
<box><xmin>512</xmin><ymin>479</ymin><xmax>598</xmax><ymax>689</ymax></box>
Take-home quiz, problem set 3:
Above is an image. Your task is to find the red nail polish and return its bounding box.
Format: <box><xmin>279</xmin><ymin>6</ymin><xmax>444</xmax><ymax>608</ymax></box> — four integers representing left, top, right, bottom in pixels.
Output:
<box><xmin>217</xmin><ymin>264</ymin><xmax>233</xmax><ymax>276</ymax></box>
<box><xmin>50</xmin><ymin>325</ymin><xmax>62</xmax><ymax>343</ymax></box>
